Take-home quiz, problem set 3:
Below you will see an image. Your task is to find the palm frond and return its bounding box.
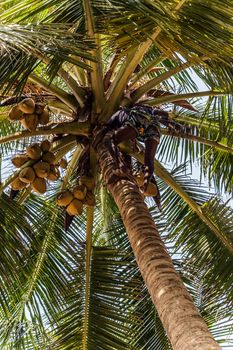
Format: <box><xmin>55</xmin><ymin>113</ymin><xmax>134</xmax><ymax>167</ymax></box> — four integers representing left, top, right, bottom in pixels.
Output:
<box><xmin>0</xmin><ymin>23</ymin><xmax>94</xmax><ymax>94</ymax></box>
<box><xmin>178</xmin><ymin>197</ymin><xmax>233</xmax><ymax>302</ymax></box>
<box><xmin>158</xmin><ymin>95</ymin><xmax>233</xmax><ymax>194</ymax></box>
<box><xmin>0</xmin><ymin>1</ymin><xmax>232</xmax><ymax>348</ymax></box>
<box><xmin>158</xmin><ymin>168</ymin><xmax>233</xmax><ymax>307</ymax></box>
<box><xmin>0</xmin><ymin>196</ymin><xmax>87</xmax><ymax>348</ymax></box>
<box><xmin>0</xmin><ymin>118</ymin><xmax>23</xmax><ymax>154</ymax></box>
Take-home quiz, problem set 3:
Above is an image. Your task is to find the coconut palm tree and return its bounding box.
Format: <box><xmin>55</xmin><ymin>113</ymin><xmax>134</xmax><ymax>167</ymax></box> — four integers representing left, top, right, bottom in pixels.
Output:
<box><xmin>0</xmin><ymin>1</ymin><xmax>233</xmax><ymax>349</ymax></box>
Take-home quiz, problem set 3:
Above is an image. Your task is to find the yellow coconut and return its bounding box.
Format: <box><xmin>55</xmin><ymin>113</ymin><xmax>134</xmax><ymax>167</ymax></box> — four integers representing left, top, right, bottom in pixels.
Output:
<box><xmin>144</xmin><ymin>182</ymin><xmax>158</xmax><ymax>197</ymax></box>
<box><xmin>33</xmin><ymin>161</ymin><xmax>50</xmax><ymax>178</ymax></box>
<box><xmin>83</xmin><ymin>191</ymin><xmax>96</xmax><ymax>207</ymax></box>
<box><xmin>38</xmin><ymin>109</ymin><xmax>50</xmax><ymax>125</ymax></box>
<box><xmin>35</xmin><ymin>103</ymin><xmax>45</xmax><ymax>115</ymax></box>
<box><xmin>73</xmin><ymin>184</ymin><xmax>87</xmax><ymax>201</ymax></box>
<box><xmin>19</xmin><ymin>167</ymin><xmax>36</xmax><ymax>183</ymax></box>
<box><xmin>8</xmin><ymin>105</ymin><xmax>23</xmax><ymax>121</ymax></box>
<box><xmin>42</xmin><ymin>151</ymin><xmax>56</xmax><ymax>164</ymax></box>
<box><xmin>31</xmin><ymin>177</ymin><xmax>47</xmax><ymax>194</ymax></box>
<box><xmin>59</xmin><ymin>158</ymin><xmax>68</xmax><ymax>169</ymax></box>
<box><xmin>46</xmin><ymin>165</ymin><xmax>60</xmax><ymax>181</ymax></box>
<box><xmin>20</xmin><ymin>114</ymin><xmax>38</xmax><ymax>131</ymax></box>
<box><xmin>66</xmin><ymin>199</ymin><xmax>83</xmax><ymax>216</ymax></box>
<box><xmin>26</xmin><ymin>144</ymin><xmax>42</xmax><ymax>160</ymax></box>
<box><xmin>79</xmin><ymin>176</ymin><xmax>95</xmax><ymax>190</ymax></box>
<box><xmin>18</xmin><ymin>98</ymin><xmax>35</xmax><ymax>114</ymax></box>
<box><xmin>40</xmin><ymin>140</ymin><xmax>51</xmax><ymax>152</ymax></box>
<box><xmin>57</xmin><ymin>190</ymin><xmax>74</xmax><ymax>207</ymax></box>
<box><xmin>10</xmin><ymin>177</ymin><xmax>26</xmax><ymax>190</ymax></box>
<box><xmin>11</xmin><ymin>154</ymin><xmax>29</xmax><ymax>168</ymax></box>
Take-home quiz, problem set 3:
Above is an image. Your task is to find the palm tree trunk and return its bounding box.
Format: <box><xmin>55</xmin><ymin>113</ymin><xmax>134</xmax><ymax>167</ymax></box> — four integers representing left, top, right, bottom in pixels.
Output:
<box><xmin>97</xmin><ymin>142</ymin><xmax>221</xmax><ymax>350</ymax></box>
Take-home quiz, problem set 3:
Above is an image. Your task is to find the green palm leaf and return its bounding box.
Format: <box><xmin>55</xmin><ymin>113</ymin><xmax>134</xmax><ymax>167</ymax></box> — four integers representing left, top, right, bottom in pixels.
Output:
<box><xmin>157</xmin><ymin>167</ymin><xmax>233</xmax><ymax>306</ymax></box>
<box><xmin>0</xmin><ymin>1</ymin><xmax>233</xmax><ymax>348</ymax></box>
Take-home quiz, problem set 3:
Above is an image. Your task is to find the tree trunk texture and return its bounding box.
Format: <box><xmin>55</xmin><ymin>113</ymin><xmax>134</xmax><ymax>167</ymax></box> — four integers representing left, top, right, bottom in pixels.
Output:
<box><xmin>97</xmin><ymin>142</ymin><xmax>221</xmax><ymax>350</ymax></box>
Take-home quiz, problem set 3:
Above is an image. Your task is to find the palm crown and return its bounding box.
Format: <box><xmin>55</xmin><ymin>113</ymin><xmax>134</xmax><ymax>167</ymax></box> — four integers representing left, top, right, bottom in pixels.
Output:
<box><xmin>0</xmin><ymin>1</ymin><xmax>233</xmax><ymax>349</ymax></box>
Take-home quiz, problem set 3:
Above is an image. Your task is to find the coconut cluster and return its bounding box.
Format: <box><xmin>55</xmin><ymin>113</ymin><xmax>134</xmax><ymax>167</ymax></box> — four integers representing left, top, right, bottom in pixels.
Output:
<box><xmin>8</xmin><ymin>98</ymin><xmax>50</xmax><ymax>130</ymax></box>
<box><xmin>134</xmin><ymin>172</ymin><xmax>158</xmax><ymax>197</ymax></box>
<box><xmin>57</xmin><ymin>176</ymin><xmax>95</xmax><ymax>216</ymax></box>
<box><xmin>11</xmin><ymin>140</ymin><xmax>67</xmax><ymax>194</ymax></box>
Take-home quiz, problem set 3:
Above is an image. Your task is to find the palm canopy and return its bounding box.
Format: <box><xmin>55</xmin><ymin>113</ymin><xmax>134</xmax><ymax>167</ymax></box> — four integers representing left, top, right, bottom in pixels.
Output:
<box><xmin>0</xmin><ymin>0</ymin><xmax>233</xmax><ymax>349</ymax></box>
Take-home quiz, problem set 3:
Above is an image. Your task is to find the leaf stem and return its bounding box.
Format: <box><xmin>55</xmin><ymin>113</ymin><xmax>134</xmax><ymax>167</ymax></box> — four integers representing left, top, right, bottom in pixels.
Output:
<box><xmin>162</xmin><ymin>129</ymin><xmax>233</xmax><ymax>154</ymax></box>
<box><xmin>145</xmin><ymin>91</ymin><xmax>225</xmax><ymax>106</ymax></box>
<box><xmin>0</xmin><ymin>122</ymin><xmax>89</xmax><ymax>145</ymax></box>
<box><xmin>61</xmin><ymin>146</ymin><xmax>82</xmax><ymax>190</ymax></box>
<box><xmin>29</xmin><ymin>73</ymin><xmax>77</xmax><ymax>111</ymax></box>
<box><xmin>82</xmin><ymin>0</ymin><xmax>105</xmax><ymax>113</ymax></box>
<box><xmin>131</xmin><ymin>61</ymin><xmax>195</xmax><ymax>102</ymax></box>
<box><xmin>82</xmin><ymin>206</ymin><xmax>94</xmax><ymax>349</ymax></box>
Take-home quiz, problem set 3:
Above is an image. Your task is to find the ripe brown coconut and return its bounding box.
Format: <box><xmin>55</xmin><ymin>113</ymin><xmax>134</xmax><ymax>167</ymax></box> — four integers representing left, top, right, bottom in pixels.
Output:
<box><xmin>46</xmin><ymin>165</ymin><xmax>60</xmax><ymax>181</ymax></box>
<box><xmin>19</xmin><ymin>167</ymin><xmax>36</xmax><ymax>183</ymax></box>
<box><xmin>135</xmin><ymin>172</ymin><xmax>158</xmax><ymax>197</ymax></box>
<box><xmin>143</xmin><ymin>182</ymin><xmax>158</xmax><ymax>197</ymax></box>
<box><xmin>83</xmin><ymin>191</ymin><xmax>96</xmax><ymax>207</ymax></box>
<box><xmin>26</xmin><ymin>144</ymin><xmax>42</xmax><ymax>160</ymax></box>
<box><xmin>10</xmin><ymin>177</ymin><xmax>26</xmax><ymax>190</ymax></box>
<box><xmin>57</xmin><ymin>190</ymin><xmax>73</xmax><ymax>207</ymax></box>
<box><xmin>21</xmin><ymin>114</ymin><xmax>39</xmax><ymax>131</ymax></box>
<box><xmin>38</xmin><ymin>109</ymin><xmax>50</xmax><ymax>125</ymax></box>
<box><xmin>40</xmin><ymin>140</ymin><xmax>51</xmax><ymax>152</ymax></box>
<box><xmin>35</xmin><ymin>103</ymin><xmax>46</xmax><ymax>115</ymax></box>
<box><xmin>66</xmin><ymin>199</ymin><xmax>83</xmax><ymax>216</ymax></box>
<box><xmin>18</xmin><ymin>98</ymin><xmax>35</xmax><ymax>114</ymax></box>
<box><xmin>33</xmin><ymin>161</ymin><xmax>50</xmax><ymax>178</ymax></box>
<box><xmin>11</xmin><ymin>154</ymin><xmax>30</xmax><ymax>168</ymax></box>
<box><xmin>8</xmin><ymin>105</ymin><xmax>23</xmax><ymax>121</ymax></box>
<box><xmin>59</xmin><ymin>158</ymin><xmax>68</xmax><ymax>169</ymax></box>
<box><xmin>32</xmin><ymin>177</ymin><xmax>47</xmax><ymax>194</ymax></box>
<box><xmin>135</xmin><ymin>173</ymin><xmax>144</xmax><ymax>187</ymax></box>
<box><xmin>79</xmin><ymin>176</ymin><xmax>95</xmax><ymax>191</ymax></box>
<box><xmin>73</xmin><ymin>184</ymin><xmax>87</xmax><ymax>200</ymax></box>
<box><xmin>42</xmin><ymin>151</ymin><xmax>56</xmax><ymax>164</ymax></box>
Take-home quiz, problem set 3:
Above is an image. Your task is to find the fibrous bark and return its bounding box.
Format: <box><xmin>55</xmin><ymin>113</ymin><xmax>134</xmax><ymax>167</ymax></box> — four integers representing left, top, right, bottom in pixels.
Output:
<box><xmin>97</xmin><ymin>141</ymin><xmax>221</xmax><ymax>350</ymax></box>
